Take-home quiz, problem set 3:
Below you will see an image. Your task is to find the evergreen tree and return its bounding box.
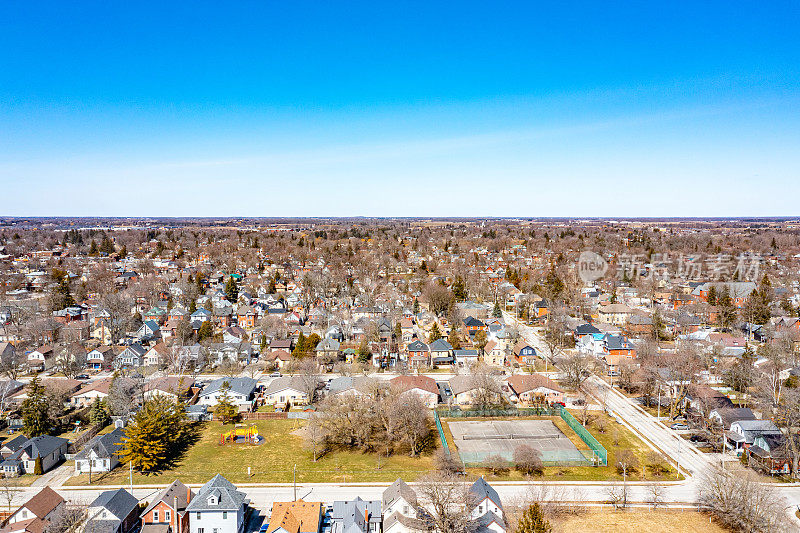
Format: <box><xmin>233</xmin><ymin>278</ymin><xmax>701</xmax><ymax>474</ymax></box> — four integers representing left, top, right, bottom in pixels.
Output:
<box><xmin>33</xmin><ymin>456</ymin><xmax>43</xmax><ymax>476</ymax></box>
<box><xmin>707</xmin><ymin>285</ymin><xmax>717</xmax><ymax>306</ymax></box>
<box><xmin>89</xmin><ymin>398</ymin><xmax>110</xmax><ymax>427</ymax></box>
<box><xmin>293</xmin><ymin>332</ymin><xmax>307</xmax><ymax>358</ymax></box>
<box><xmin>448</xmin><ymin>328</ymin><xmax>462</xmax><ymax>350</ymax></box>
<box><xmin>225</xmin><ymin>276</ymin><xmax>239</xmax><ymax>302</ymax></box>
<box><xmin>21</xmin><ymin>376</ymin><xmax>51</xmax><ymax>437</ymax></box>
<box><xmin>474</xmin><ymin>329</ymin><xmax>488</xmax><ymax>351</ymax></box>
<box><xmin>517</xmin><ymin>503</ymin><xmax>552</xmax><ymax>533</ymax></box>
<box><xmin>214</xmin><ymin>382</ymin><xmax>239</xmax><ymax>424</ymax></box>
<box><xmin>120</xmin><ymin>396</ymin><xmax>187</xmax><ymax>472</ymax></box>
<box><xmin>493</xmin><ymin>301</ymin><xmax>502</xmax><ymax>318</ymax></box>
<box><xmin>357</xmin><ymin>338</ymin><xmax>371</xmax><ymax>363</ymax></box>
<box><xmin>716</xmin><ymin>286</ymin><xmax>737</xmax><ymax>329</ymax></box>
<box><xmin>413</xmin><ymin>298</ymin><xmax>420</xmax><ymax>314</ymax></box>
<box><xmin>451</xmin><ymin>276</ymin><xmax>468</xmax><ymax>301</ymax></box>
<box><xmin>89</xmin><ymin>240</ymin><xmax>99</xmax><ymax>256</ymax></box>
<box><xmin>429</xmin><ymin>323</ymin><xmax>442</xmax><ymax>342</ymax></box>
<box><xmin>118</xmin><ymin>244</ymin><xmax>127</xmax><ymax>259</ymax></box>
<box><xmin>197</xmin><ymin>320</ymin><xmax>213</xmax><ymax>341</ymax></box>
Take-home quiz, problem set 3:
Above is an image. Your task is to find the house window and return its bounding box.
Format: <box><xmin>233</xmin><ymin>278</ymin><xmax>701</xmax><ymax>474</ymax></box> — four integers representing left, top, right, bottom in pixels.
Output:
<box><xmin>478</xmin><ymin>505</ymin><xmax>483</xmax><ymax>513</ymax></box>
<box><xmin>21</xmin><ymin>511</ymin><xmax>27</xmax><ymax>519</ymax></box>
<box><xmin>165</xmin><ymin>510</ymin><xmax>171</xmax><ymax>523</ymax></box>
<box><xmin>102</xmin><ymin>511</ymin><xmax>107</xmax><ymax>518</ymax></box>
<box><xmin>197</xmin><ymin>513</ymin><xmax>201</xmax><ymax>520</ymax></box>
<box><xmin>198</xmin><ymin>529</ymin><xmax>204</xmax><ymax>533</ymax></box>
<box><xmin>403</xmin><ymin>506</ymin><xmax>408</xmax><ymax>515</ymax></box>
<box><xmin>153</xmin><ymin>511</ymin><xmax>159</xmax><ymax>522</ymax></box>
<box><xmin>222</xmin><ymin>512</ymin><xmax>227</xmax><ymax>519</ymax></box>
<box><xmin>213</xmin><ymin>529</ymin><xmax>218</xmax><ymax>533</ymax></box>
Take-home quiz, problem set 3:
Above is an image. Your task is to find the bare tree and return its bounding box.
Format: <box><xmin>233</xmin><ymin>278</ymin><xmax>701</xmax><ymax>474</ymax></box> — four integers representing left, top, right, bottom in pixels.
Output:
<box><xmin>0</xmin><ymin>476</ymin><xmax>19</xmax><ymax>513</ymax></box>
<box><xmin>560</xmin><ymin>353</ymin><xmax>593</xmax><ymax>390</ymax></box>
<box><xmin>433</xmin><ymin>448</ymin><xmax>462</xmax><ymax>475</ymax></box>
<box><xmin>470</xmin><ymin>368</ymin><xmax>504</xmax><ymax>409</ymax></box>
<box><xmin>43</xmin><ymin>504</ymin><xmax>87</xmax><ymax>533</ymax></box>
<box><xmin>647</xmin><ymin>483</ymin><xmax>665</xmax><ymax>509</ymax></box>
<box><xmin>605</xmin><ymin>483</ymin><xmax>628</xmax><ymax>510</ymax></box>
<box><xmin>513</xmin><ymin>444</ymin><xmax>544</xmax><ymax>476</ymax></box>
<box><xmin>699</xmin><ymin>467</ymin><xmax>790</xmax><ymax>532</ymax></box>
<box><xmin>416</xmin><ymin>472</ymin><xmax>479</xmax><ymax>533</ymax></box>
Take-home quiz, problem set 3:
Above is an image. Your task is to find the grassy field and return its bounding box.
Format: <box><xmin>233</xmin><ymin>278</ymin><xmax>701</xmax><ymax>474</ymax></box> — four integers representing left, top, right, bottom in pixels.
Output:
<box><xmin>551</xmin><ymin>510</ymin><xmax>725</xmax><ymax>533</ymax></box>
<box><xmin>65</xmin><ymin>419</ymin><xmax>433</xmax><ymax>486</ymax></box>
<box><xmin>443</xmin><ymin>410</ymin><xmax>679</xmax><ymax>482</ymax></box>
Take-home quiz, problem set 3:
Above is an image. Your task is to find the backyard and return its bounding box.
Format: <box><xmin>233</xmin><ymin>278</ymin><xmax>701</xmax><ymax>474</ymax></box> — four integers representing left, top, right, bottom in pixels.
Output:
<box><xmin>65</xmin><ymin>418</ymin><xmax>434</xmax><ymax>485</ymax></box>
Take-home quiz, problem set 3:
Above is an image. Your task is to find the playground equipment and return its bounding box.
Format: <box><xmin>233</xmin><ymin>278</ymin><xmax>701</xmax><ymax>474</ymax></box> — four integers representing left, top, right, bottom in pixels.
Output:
<box><xmin>220</xmin><ymin>424</ymin><xmax>261</xmax><ymax>445</ymax></box>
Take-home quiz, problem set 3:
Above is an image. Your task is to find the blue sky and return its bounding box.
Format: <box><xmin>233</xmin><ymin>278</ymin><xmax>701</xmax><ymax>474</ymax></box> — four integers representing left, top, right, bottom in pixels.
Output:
<box><xmin>1</xmin><ymin>2</ymin><xmax>799</xmax><ymax>217</ymax></box>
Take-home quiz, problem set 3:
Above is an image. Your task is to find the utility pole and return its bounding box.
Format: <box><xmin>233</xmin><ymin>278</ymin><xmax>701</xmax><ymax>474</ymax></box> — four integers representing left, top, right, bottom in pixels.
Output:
<box><xmin>657</xmin><ymin>387</ymin><xmax>661</xmax><ymax>420</ymax></box>
<box><xmin>293</xmin><ymin>464</ymin><xmax>297</xmax><ymax>501</ymax></box>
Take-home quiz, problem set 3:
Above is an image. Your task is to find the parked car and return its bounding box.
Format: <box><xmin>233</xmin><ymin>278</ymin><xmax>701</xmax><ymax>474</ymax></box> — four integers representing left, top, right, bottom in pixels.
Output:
<box><xmin>75</xmin><ymin>374</ymin><xmax>89</xmax><ymax>380</ymax></box>
<box><xmin>270</xmin><ymin>371</ymin><xmax>281</xmax><ymax>377</ymax></box>
<box><xmin>670</xmin><ymin>423</ymin><xmax>689</xmax><ymax>431</ymax></box>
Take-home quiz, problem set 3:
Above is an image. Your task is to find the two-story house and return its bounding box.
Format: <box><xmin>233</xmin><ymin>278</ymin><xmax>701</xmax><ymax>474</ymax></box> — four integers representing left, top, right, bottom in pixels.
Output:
<box><xmin>186</xmin><ymin>475</ymin><xmax>249</xmax><ymax>533</ymax></box>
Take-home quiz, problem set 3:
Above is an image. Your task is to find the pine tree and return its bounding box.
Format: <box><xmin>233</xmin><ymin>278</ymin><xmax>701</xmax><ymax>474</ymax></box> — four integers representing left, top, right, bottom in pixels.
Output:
<box><xmin>21</xmin><ymin>376</ymin><xmax>51</xmax><ymax>437</ymax></box>
<box><xmin>89</xmin><ymin>398</ymin><xmax>110</xmax><ymax>427</ymax></box>
<box><xmin>413</xmin><ymin>298</ymin><xmax>420</xmax><ymax>314</ymax></box>
<box><xmin>225</xmin><ymin>276</ymin><xmax>239</xmax><ymax>302</ymax></box>
<box><xmin>493</xmin><ymin>301</ymin><xmax>502</xmax><ymax>318</ymax></box>
<box><xmin>197</xmin><ymin>320</ymin><xmax>213</xmax><ymax>341</ymax></box>
<box><xmin>89</xmin><ymin>240</ymin><xmax>99</xmax><ymax>256</ymax></box>
<box><xmin>33</xmin><ymin>456</ymin><xmax>43</xmax><ymax>476</ymax></box>
<box><xmin>448</xmin><ymin>328</ymin><xmax>462</xmax><ymax>350</ymax></box>
<box><xmin>429</xmin><ymin>323</ymin><xmax>442</xmax><ymax>342</ymax></box>
<box><xmin>118</xmin><ymin>244</ymin><xmax>127</xmax><ymax>259</ymax></box>
<box><xmin>293</xmin><ymin>332</ymin><xmax>307</xmax><ymax>358</ymax></box>
<box><xmin>516</xmin><ymin>503</ymin><xmax>551</xmax><ymax>533</ymax></box>
<box><xmin>452</xmin><ymin>276</ymin><xmax>467</xmax><ymax>301</ymax></box>
<box><xmin>120</xmin><ymin>396</ymin><xmax>187</xmax><ymax>473</ymax></box>
<box><xmin>707</xmin><ymin>285</ymin><xmax>717</xmax><ymax>306</ymax></box>
<box><xmin>214</xmin><ymin>382</ymin><xmax>239</xmax><ymax>424</ymax></box>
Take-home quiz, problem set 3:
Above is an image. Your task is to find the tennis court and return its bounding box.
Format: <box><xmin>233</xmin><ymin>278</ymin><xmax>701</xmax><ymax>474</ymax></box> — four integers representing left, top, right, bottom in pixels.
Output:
<box><xmin>448</xmin><ymin>419</ymin><xmax>589</xmax><ymax>465</ymax></box>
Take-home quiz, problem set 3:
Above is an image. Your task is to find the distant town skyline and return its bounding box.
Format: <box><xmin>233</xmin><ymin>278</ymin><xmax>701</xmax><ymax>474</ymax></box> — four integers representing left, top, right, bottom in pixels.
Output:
<box><xmin>2</xmin><ymin>2</ymin><xmax>799</xmax><ymax>216</ymax></box>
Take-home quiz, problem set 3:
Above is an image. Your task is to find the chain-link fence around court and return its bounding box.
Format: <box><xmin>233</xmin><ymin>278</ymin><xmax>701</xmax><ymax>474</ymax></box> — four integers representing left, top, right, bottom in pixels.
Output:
<box><xmin>434</xmin><ymin>407</ymin><xmax>607</xmax><ymax>467</ymax></box>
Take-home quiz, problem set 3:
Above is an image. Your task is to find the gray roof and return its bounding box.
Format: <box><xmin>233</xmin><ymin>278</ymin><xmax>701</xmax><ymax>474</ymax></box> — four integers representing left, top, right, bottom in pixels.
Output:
<box><xmin>327</xmin><ymin>376</ymin><xmax>372</xmax><ymax>395</ymax></box>
<box><xmin>330</xmin><ymin>497</ymin><xmax>381</xmax><ymax>533</ymax></box>
<box><xmin>429</xmin><ymin>339</ymin><xmax>453</xmax><ymax>352</ymax></box>
<box><xmin>264</xmin><ymin>376</ymin><xmax>310</xmax><ymax>396</ymax></box>
<box><xmin>407</xmin><ymin>340</ymin><xmax>428</xmax><ymax>352</ymax></box>
<box><xmin>90</xmin><ymin>488</ymin><xmax>139</xmax><ymax>522</ymax></box>
<box><xmin>470</xmin><ymin>477</ymin><xmax>503</xmax><ymax>510</ymax></box>
<box><xmin>76</xmin><ymin>428</ymin><xmax>125</xmax><ymax>460</ymax></box>
<box><xmin>382</xmin><ymin>478</ymin><xmax>418</xmax><ymax>508</ymax></box>
<box><xmin>186</xmin><ymin>474</ymin><xmax>249</xmax><ymax>512</ymax></box>
<box><xmin>13</xmin><ymin>435</ymin><xmax>68</xmax><ymax>460</ymax></box>
<box><xmin>200</xmin><ymin>377</ymin><xmax>257</xmax><ymax>397</ymax></box>
<box><xmin>1</xmin><ymin>434</ymin><xmax>28</xmax><ymax>453</ymax></box>
<box><xmin>141</xmin><ymin>480</ymin><xmax>192</xmax><ymax>517</ymax></box>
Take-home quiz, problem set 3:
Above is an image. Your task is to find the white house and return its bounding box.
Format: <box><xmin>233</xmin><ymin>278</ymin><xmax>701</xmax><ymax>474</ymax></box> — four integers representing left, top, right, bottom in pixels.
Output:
<box><xmin>186</xmin><ymin>475</ymin><xmax>249</xmax><ymax>533</ymax></box>
<box><xmin>262</xmin><ymin>376</ymin><xmax>310</xmax><ymax>407</ymax></box>
<box><xmin>382</xmin><ymin>479</ymin><xmax>425</xmax><ymax>533</ymax></box>
<box><xmin>74</xmin><ymin>428</ymin><xmax>125</xmax><ymax>475</ymax></box>
<box><xmin>468</xmin><ymin>477</ymin><xmax>506</xmax><ymax>533</ymax></box>
<box><xmin>197</xmin><ymin>377</ymin><xmax>257</xmax><ymax>408</ymax></box>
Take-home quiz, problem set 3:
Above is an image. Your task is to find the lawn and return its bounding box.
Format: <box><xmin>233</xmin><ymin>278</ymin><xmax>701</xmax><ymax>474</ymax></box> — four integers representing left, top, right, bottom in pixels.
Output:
<box><xmin>443</xmin><ymin>410</ymin><xmax>679</xmax><ymax>482</ymax></box>
<box><xmin>551</xmin><ymin>510</ymin><xmax>725</xmax><ymax>533</ymax></box>
<box><xmin>64</xmin><ymin>419</ymin><xmax>433</xmax><ymax>486</ymax></box>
